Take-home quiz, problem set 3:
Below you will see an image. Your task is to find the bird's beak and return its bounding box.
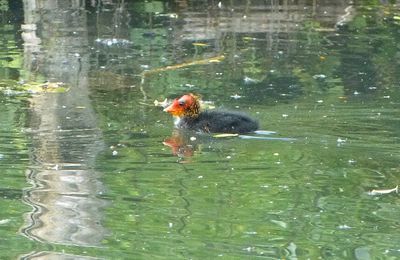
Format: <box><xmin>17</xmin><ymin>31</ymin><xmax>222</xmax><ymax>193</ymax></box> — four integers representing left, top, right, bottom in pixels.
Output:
<box><xmin>164</xmin><ymin>100</ymin><xmax>182</xmax><ymax>116</ymax></box>
<box><xmin>163</xmin><ymin>103</ymin><xmax>173</xmax><ymax>113</ymax></box>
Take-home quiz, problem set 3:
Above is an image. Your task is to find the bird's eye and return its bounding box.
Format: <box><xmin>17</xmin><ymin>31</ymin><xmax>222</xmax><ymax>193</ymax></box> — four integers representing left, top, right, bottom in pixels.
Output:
<box><xmin>178</xmin><ymin>100</ymin><xmax>185</xmax><ymax>106</ymax></box>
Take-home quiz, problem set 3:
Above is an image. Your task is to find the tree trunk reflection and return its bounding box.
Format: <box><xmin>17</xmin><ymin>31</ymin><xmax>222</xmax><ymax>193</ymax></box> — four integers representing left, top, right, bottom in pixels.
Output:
<box><xmin>21</xmin><ymin>0</ymin><xmax>108</xmax><ymax>252</ymax></box>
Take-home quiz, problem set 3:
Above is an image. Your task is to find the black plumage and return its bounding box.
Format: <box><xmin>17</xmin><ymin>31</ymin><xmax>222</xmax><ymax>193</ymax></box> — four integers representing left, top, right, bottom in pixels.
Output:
<box><xmin>177</xmin><ymin>110</ymin><xmax>259</xmax><ymax>133</ymax></box>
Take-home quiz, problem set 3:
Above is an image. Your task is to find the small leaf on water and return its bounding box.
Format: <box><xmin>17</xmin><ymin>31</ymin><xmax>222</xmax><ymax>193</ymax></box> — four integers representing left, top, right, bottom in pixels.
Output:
<box><xmin>192</xmin><ymin>42</ymin><xmax>209</xmax><ymax>47</ymax></box>
<box><xmin>213</xmin><ymin>133</ymin><xmax>239</xmax><ymax>138</ymax></box>
<box><xmin>154</xmin><ymin>98</ymin><xmax>168</xmax><ymax>107</ymax></box>
<box><xmin>270</xmin><ymin>219</ymin><xmax>287</xmax><ymax>229</ymax></box>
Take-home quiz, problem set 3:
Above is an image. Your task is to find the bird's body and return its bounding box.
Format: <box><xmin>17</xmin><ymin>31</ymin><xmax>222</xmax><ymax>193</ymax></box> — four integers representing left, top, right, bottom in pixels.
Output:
<box><xmin>175</xmin><ymin>110</ymin><xmax>258</xmax><ymax>133</ymax></box>
<box><xmin>164</xmin><ymin>94</ymin><xmax>258</xmax><ymax>134</ymax></box>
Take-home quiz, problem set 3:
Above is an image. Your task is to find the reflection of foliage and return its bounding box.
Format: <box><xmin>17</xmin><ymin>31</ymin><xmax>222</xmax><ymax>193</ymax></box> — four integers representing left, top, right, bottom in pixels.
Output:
<box><xmin>348</xmin><ymin>16</ymin><xmax>368</xmax><ymax>31</ymax></box>
<box><xmin>89</xmin><ymin>0</ymin><xmax>400</xmax><ymax>108</ymax></box>
<box><xmin>0</xmin><ymin>79</ymin><xmax>69</xmax><ymax>95</ymax></box>
<box><xmin>0</xmin><ymin>78</ymin><xmax>32</xmax><ymax>260</ymax></box>
<box><xmin>130</xmin><ymin>28</ymin><xmax>167</xmax><ymax>47</ymax></box>
<box><xmin>292</xmin><ymin>55</ymin><xmax>342</xmax><ymax>95</ymax></box>
<box><xmin>0</xmin><ymin>52</ymin><xmax>21</xmax><ymax>69</ymax></box>
<box><xmin>130</xmin><ymin>1</ymin><xmax>167</xmax><ymax>28</ymax></box>
<box><xmin>134</xmin><ymin>1</ymin><xmax>164</xmax><ymax>13</ymax></box>
<box><xmin>0</xmin><ymin>23</ymin><xmax>22</xmax><ymax>75</ymax></box>
<box><xmin>0</xmin><ymin>0</ymin><xmax>8</xmax><ymax>12</ymax></box>
<box><xmin>339</xmin><ymin>4</ymin><xmax>400</xmax><ymax>97</ymax></box>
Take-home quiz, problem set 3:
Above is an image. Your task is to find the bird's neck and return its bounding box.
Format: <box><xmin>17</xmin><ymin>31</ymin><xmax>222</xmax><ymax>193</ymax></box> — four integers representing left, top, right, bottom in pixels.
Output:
<box><xmin>184</xmin><ymin>100</ymin><xmax>201</xmax><ymax>118</ymax></box>
<box><xmin>173</xmin><ymin>116</ymin><xmax>182</xmax><ymax>126</ymax></box>
<box><xmin>174</xmin><ymin>110</ymin><xmax>200</xmax><ymax>126</ymax></box>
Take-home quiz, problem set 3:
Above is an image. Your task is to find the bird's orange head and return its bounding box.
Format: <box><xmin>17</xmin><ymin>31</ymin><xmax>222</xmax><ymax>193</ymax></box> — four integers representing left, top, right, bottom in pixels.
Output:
<box><xmin>164</xmin><ymin>93</ymin><xmax>200</xmax><ymax>117</ymax></box>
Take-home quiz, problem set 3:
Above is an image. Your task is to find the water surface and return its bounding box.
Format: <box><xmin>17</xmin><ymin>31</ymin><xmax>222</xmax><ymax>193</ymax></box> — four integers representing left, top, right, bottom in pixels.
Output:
<box><xmin>1</xmin><ymin>0</ymin><xmax>400</xmax><ymax>259</ymax></box>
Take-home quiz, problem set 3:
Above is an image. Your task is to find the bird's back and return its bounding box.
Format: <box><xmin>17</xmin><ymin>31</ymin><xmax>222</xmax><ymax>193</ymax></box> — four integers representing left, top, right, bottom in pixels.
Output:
<box><xmin>179</xmin><ymin>110</ymin><xmax>259</xmax><ymax>133</ymax></box>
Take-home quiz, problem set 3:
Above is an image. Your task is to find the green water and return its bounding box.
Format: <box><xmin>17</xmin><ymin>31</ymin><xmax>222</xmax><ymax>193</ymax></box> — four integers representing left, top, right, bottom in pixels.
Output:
<box><xmin>0</xmin><ymin>0</ymin><xmax>399</xmax><ymax>259</ymax></box>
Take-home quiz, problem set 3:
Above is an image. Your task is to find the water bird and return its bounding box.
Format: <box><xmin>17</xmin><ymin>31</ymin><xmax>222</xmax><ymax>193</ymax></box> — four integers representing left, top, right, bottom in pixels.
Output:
<box><xmin>164</xmin><ymin>93</ymin><xmax>259</xmax><ymax>133</ymax></box>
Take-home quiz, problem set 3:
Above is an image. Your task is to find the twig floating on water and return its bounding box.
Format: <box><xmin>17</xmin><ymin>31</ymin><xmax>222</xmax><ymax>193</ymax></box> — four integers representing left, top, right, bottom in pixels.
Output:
<box><xmin>367</xmin><ymin>185</ymin><xmax>398</xmax><ymax>196</ymax></box>
<box><xmin>142</xmin><ymin>55</ymin><xmax>225</xmax><ymax>76</ymax></box>
<box><xmin>213</xmin><ymin>133</ymin><xmax>239</xmax><ymax>138</ymax></box>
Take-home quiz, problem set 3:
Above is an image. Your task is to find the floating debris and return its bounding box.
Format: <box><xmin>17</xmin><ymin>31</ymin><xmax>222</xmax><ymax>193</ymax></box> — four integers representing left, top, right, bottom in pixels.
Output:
<box><xmin>242</xmin><ymin>36</ymin><xmax>255</xmax><ymax>41</ymax></box>
<box><xmin>243</xmin><ymin>76</ymin><xmax>259</xmax><ymax>84</ymax></box>
<box><xmin>0</xmin><ymin>80</ymin><xmax>69</xmax><ymax>95</ymax></box>
<box><xmin>0</xmin><ymin>219</ymin><xmax>10</xmax><ymax>225</ymax></box>
<box><xmin>142</xmin><ymin>55</ymin><xmax>225</xmax><ymax>76</ymax></box>
<box><xmin>38</xmin><ymin>82</ymin><xmax>69</xmax><ymax>93</ymax></box>
<box><xmin>244</xmin><ymin>231</ymin><xmax>257</xmax><ymax>235</ymax></box>
<box><xmin>368</xmin><ymin>185</ymin><xmax>398</xmax><ymax>196</ymax></box>
<box><xmin>154</xmin><ymin>98</ymin><xmax>169</xmax><ymax>108</ymax></box>
<box><xmin>348</xmin><ymin>159</ymin><xmax>356</xmax><ymax>164</ymax></box>
<box><xmin>230</xmin><ymin>94</ymin><xmax>243</xmax><ymax>99</ymax></box>
<box><xmin>199</xmin><ymin>101</ymin><xmax>215</xmax><ymax>110</ymax></box>
<box><xmin>270</xmin><ymin>219</ymin><xmax>287</xmax><ymax>229</ymax></box>
<box><xmin>213</xmin><ymin>133</ymin><xmax>239</xmax><ymax>138</ymax></box>
<box><xmin>337</xmin><ymin>137</ymin><xmax>347</xmax><ymax>147</ymax></box>
<box><xmin>192</xmin><ymin>42</ymin><xmax>209</xmax><ymax>47</ymax></box>
<box><xmin>95</xmin><ymin>38</ymin><xmax>133</xmax><ymax>46</ymax></box>
<box><xmin>338</xmin><ymin>224</ymin><xmax>352</xmax><ymax>230</ymax></box>
<box><xmin>155</xmin><ymin>13</ymin><xmax>178</xmax><ymax>19</ymax></box>
<box><xmin>313</xmin><ymin>74</ymin><xmax>327</xmax><ymax>79</ymax></box>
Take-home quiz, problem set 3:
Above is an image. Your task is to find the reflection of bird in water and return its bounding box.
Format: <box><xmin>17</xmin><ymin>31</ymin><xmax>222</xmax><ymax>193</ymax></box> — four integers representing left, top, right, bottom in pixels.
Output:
<box><xmin>164</xmin><ymin>93</ymin><xmax>259</xmax><ymax>134</ymax></box>
<box><xmin>163</xmin><ymin>130</ymin><xmax>222</xmax><ymax>162</ymax></box>
<box><xmin>163</xmin><ymin>130</ymin><xmax>196</xmax><ymax>162</ymax></box>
